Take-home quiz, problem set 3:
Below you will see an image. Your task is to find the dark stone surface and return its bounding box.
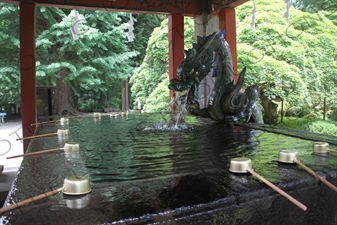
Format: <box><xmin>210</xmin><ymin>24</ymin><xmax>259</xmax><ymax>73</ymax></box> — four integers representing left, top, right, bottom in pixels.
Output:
<box><xmin>1</xmin><ymin>114</ymin><xmax>337</xmax><ymax>225</ymax></box>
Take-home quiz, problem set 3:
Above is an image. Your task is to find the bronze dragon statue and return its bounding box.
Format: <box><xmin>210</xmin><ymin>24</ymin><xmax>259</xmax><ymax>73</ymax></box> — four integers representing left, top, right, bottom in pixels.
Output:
<box><xmin>168</xmin><ymin>32</ymin><xmax>263</xmax><ymax>125</ymax></box>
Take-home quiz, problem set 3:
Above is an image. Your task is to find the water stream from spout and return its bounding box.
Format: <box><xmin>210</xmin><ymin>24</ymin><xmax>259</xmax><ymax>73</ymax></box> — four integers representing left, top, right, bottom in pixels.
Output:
<box><xmin>144</xmin><ymin>90</ymin><xmax>190</xmax><ymax>131</ymax></box>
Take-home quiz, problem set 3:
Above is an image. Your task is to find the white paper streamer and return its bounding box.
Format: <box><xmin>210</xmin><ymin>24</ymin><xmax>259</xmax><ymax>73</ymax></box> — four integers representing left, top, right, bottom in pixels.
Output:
<box><xmin>127</xmin><ymin>13</ymin><xmax>134</xmax><ymax>42</ymax></box>
<box><xmin>251</xmin><ymin>0</ymin><xmax>257</xmax><ymax>32</ymax></box>
<box><xmin>284</xmin><ymin>0</ymin><xmax>292</xmax><ymax>24</ymax></box>
<box><xmin>71</xmin><ymin>9</ymin><xmax>79</xmax><ymax>40</ymax></box>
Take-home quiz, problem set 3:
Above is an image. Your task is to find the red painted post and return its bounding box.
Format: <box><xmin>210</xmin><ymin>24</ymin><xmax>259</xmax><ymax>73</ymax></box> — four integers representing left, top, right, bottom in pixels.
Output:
<box><xmin>218</xmin><ymin>8</ymin><xmax>239</xmax><ymax>81</ymax></box>
<box><xmin>20</xmin><ymin>2</ymin><xmax>37</xmax><ymax>152</ymax></box>
<box><xmin>168</xmin><ymin>13</ymin><xmax>184</xmax><ymax>111</ymax></box>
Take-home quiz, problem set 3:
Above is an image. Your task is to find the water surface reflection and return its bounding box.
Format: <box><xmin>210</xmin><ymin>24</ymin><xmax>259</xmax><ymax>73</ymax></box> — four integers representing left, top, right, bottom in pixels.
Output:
<box><xmin>58</xmin><ymin>113</ymin><xmax>320</xmax><ymax>186</ymax></box>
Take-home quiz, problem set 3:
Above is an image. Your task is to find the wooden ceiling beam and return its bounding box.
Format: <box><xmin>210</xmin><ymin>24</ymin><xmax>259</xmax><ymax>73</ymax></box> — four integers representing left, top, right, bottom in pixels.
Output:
<box><xmin>1</xmin><ymin>0</ymin><xmax>248</xmax><ymax>16</ymax></box>
<box><xmin>209</xmin><ymin>0</ymin><xmax>249</xmax><ymax>15</ymax></box>
<box><xmin>1</xmin><ymin>0</ymin><xmax>200</xmax><ymax>16</ymax></box>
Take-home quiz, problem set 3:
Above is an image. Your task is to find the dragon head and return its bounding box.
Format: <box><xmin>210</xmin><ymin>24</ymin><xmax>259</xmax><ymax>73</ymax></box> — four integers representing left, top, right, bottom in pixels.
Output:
<box><xmin>168</xmin><ymin>32</ymin><xmax>218</xmax><ymax>92</ymax></box>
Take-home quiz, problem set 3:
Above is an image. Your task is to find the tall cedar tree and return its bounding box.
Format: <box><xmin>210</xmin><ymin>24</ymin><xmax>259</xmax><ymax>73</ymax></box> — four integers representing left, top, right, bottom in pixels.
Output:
<box><xmin>0</xmin><ymin>4</ymin><xmax>162</xmax><ymax>115</ymax></box>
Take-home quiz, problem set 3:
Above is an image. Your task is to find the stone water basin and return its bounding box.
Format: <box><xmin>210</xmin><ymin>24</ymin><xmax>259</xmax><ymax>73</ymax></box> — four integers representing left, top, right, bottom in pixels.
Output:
<box><xmin>1</xmin><ymin>113</ymin><xmax>337</xmax><ymax>224</ymax></box>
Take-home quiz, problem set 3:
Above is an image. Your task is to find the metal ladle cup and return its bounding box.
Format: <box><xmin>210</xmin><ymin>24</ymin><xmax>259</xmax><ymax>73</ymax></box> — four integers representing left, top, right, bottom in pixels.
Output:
<box><xmin>62</xmin><ymin>176</ymin><xmax>91</xmax><ymax>195</ymax></box>
<box><xmin>93</xmin><ymin>112</ymin><xmax>101</xmax><ymax>117</ymax></box>
<box><xmin>0</xmin><ymin>176</ymin><xmax>91</xmax><ymax>214</ymax></box>
<box><xmin>60</xmin><ymin>117</ymin><xmax>69</xmax><ymax>126</ymax></box>
<box><xmin>313</xmin><ymin>142</ymin><xmax>337</xmax><ymax>155</ymax></box>
<box><xmin>229</xmin><ymin>157</ymin><xmax>307</xmax><ymax>211</ymax></box>
<box><xmin>278</xmin><ymin>150</ymin><xmax>337</xmax><ymax>193</ymax></box>
<box><xmin>65</xmin><ymin>194</ymin><xmax>90</xmax><ymax>209</ymax></box>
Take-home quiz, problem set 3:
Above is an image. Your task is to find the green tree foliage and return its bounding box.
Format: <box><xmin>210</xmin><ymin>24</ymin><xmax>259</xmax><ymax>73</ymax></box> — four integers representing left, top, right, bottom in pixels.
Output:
<box><xmin>236</xmin><ymin>0</ymin><xmax>337</xmax><ymax>119</ymax></box>
<box><xmin>36</xmin><ymin>8</ymin><xmax>139</xmax><ymax>114</ymax></box>
<box><xmin>132</xmin><ymin>0</ymin><xmax>337</xmax><ymax>119</ymax></box>
<box><xmin>0</xmin><ymin>4</ymin><xmax>20</xmax><ymax>106</ymax></box>
<box><xmin>127</xmin><ymin>14</ymin><xmax>165</xmax><ymax>68</ymax></box>
<box><xmin>292</xmin><ymin>0</ymin><xmax>337</xmax><ymax>26</ymax></box>
<box><xmin>293</xmin><ymin>0</ymin><xmax>337</xmax><ymax>13</ymax></box>
<box><xmin>142</xmin><ymin>76</ymin><xmax>170</xmax><ymax>112</ymax></box>
<box><xmin>129</xmin><ymin>17</ymin><xmax>195</xmax><ymax>112</ymax></box>
<box><xmin>0</xmin><ymin>4</ymin><xmax>161</xmax><ymax>114</ymax></box>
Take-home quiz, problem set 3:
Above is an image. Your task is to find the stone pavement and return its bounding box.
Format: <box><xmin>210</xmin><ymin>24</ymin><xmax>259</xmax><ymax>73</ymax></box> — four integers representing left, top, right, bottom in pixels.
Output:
<box><xmin>0</xmin><ymin>116</ymin><xmax>23</xmax><ymax>173</ymax></box>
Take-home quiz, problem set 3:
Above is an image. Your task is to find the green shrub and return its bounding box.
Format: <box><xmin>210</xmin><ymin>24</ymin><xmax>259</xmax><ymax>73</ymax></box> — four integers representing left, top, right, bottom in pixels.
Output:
<box><xmin>304</xmin><ymin>112</ymin><xmax>319</xmax><ymax>120</ymax></box>
<box><xmin>77</xmin><ymin>99</ymin><xmax>97</xmax><ymax>112</ymax></box>
<box><xmin>143</xmin><ymin>77</ymin><xmax>170</xmax><ymax>112</ymax></box>
<box><xmin>278</xmin><ymin>117</ymin><xmax>311</xmax><ymax>129</ymax></box>
<box><xmin>327</xmin><ymin>109</ymin><xmax>337</xmax><ymax>121</ymax></box>
<box><xmin>285</xmin><ymin>106</ymin><xmax>303</xmax><ymax>117</ymax></box>
<box><xmin>279</xmin><ymin>117</ymin><xmax>337</xmax><ymax>136</ymax></box>
<box><xmin>299</xmin><ymin>120</ymin><xmax>337</xmax><ymax>136</ymax></box>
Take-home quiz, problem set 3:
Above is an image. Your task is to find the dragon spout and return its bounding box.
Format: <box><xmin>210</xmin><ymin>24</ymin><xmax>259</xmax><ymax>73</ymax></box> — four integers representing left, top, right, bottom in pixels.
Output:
<box><xmin>168</xmin><ymin>32</ymin><xmax>263</xmax><ymax>125</ymax></box>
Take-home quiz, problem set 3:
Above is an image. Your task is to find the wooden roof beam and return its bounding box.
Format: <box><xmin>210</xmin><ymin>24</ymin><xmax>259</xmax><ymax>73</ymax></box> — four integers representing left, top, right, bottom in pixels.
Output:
<box><xmin>1</xmin><ymin>0</ymin><xmax>249</xmax><ymax>16</ymax></box>
<box><xmin>209</xmin><ymin>0</ymin><xmax>249</xmax><ymax>15</ymax></box>
<box><xmin>1</xmin><ymin>0</ymin><xmax>199</xmax><ymax>16</ymax></box>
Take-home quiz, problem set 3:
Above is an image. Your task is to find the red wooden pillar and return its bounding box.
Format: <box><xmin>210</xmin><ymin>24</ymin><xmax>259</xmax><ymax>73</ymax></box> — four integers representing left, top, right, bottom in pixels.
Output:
<box><xmin>168</xmin><ymin>13</ymin><xmax>184</xmax><ymax>110</ymax></box>
<box><xmin>218</xmin><ymin>8</ymin><xmax>239</xmax><ymax>81</ymax></box>
<box><xmin>20</xmin><ymin>2</ymin><xmax>36</xmax><ymax>152</ymax></box>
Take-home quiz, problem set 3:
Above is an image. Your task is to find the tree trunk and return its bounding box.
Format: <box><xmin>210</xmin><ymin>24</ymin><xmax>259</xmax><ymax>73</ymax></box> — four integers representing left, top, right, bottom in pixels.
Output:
<box><xmin>121</xmin><ymin>79</ymin><xmax>129</xmax><ymax>111</ymax></box>
<box><xmin>121</xmin><ymin>80</ymin><xmax>125</xmax><ymax>111</ymax></box>
<box><xmin>54</xmin><ymin>69</ymin><xmax>81</xmax><ymax>116</ymax></box>
<box><xmin>125</xmin><ymin>79</ymin><xmax>129</xmax><ymax>111</ymax></box>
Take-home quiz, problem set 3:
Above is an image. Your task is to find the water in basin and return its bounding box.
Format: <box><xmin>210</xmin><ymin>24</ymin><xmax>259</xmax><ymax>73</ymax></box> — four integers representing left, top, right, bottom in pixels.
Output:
<box><xmin>34</xmin><ymin>112</ymin><xmax>330</xmax><ymax>186</ymax></box>
<box><xmin>3</xmin><ymin>112</ymin><xmax>337</xmax><ymax>224</ymax></box>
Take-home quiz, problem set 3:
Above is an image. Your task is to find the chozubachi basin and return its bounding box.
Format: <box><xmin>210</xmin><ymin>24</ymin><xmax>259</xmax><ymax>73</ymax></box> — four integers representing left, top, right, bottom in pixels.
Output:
<box><xmin>1</xmin><ymin>113</ymin><xmax>337</xmax><ymax>225</ymax></box>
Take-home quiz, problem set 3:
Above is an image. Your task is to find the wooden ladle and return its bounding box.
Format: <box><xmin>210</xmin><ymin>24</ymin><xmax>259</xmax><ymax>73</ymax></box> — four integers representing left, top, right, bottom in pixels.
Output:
<box><xmin>312</xmin><ymin>142</ymin><xmax>337</xmax><ymax>155</ymax></box>
<box><xmin>230</xmin><ymin>157</ymin><xmax>307</xmax><ymax>211</ymax></box>
<box><xmin>0</xmin><ymin>176</ymin><xmax>91</xmax><ymax>214</ymax></box>
<box><xmin>16</xmin><ymin>129</ymin><xmax>68</xmax><ymax>141</ymax></box>
<box><xmin>6</xmin><ymin>142</ymin><xmax>79</xmax><ymax>159</ymax></box>
<box><xmin>30</xmin><ymin>117</ymin><xmax>69</xmax><ymax>126</ymax></box>
<box><xmin>278</xmin><ymin>150</ymin><xmax>337</xmax><ymax>193</ymax></box>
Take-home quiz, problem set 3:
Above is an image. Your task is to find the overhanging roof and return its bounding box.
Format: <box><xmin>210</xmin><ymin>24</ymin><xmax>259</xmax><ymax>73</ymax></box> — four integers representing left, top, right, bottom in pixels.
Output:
<box><xmin>0</xmin><ymin>0</ymin><xmax>248</xmax><ymax>16</ymax></box>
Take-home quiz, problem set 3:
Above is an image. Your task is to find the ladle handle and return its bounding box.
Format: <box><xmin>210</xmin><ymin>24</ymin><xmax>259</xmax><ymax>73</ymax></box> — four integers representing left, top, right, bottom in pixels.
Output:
<box><xmin>30</xmin><ymin>120</ymin><xmax>59</xmax><ymax>126</ymax></box>
<box><xmin>328</xmin><ymin>149</ymin><xmax>337</xmax><ymax>153</ymax></box>
<box><xmin>247</xmin><ymin>169</ymin><xmax>307</xmax><ymax>211</ymax></box>
<box><xmin>0</xmin><ymin>187</ymin><xmax>64</xmax><ymax>214</ymax></box>
<box><xmin>16</xmin><ymin>133</ymin><xmax>57</xmax><ymax>141</ymax></box>
<box><xmin>6</xmin><ymin>148</ymin><xmax>63</xmax><ymax>159</ymax></box>
<box><xmin>294</xmin><ymin>160</ymin><xmax>337</xmax><ymax>193</ymax></box>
